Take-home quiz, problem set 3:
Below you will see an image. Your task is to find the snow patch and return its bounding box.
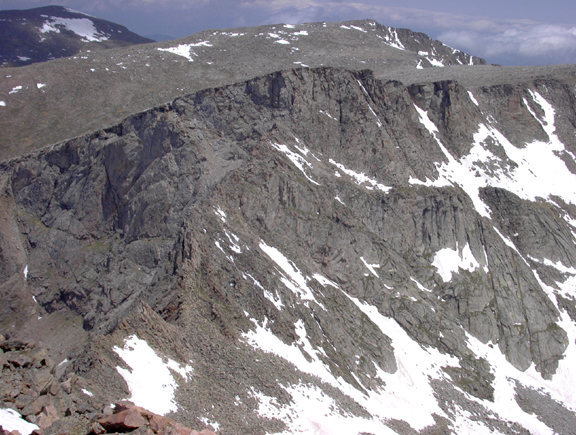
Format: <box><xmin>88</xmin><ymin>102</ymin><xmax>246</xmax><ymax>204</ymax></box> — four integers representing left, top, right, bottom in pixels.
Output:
<box><xmin>270</xmin><ymin>142</ymin><xmax>320</xmax><ymax>185</ymax></box>
<box><xmin>350</xmin><ymin>25</ymin><xmax>367</xmax><ymax>33</ymax></box>
<box><xmin>360</xmin><ymin>257</ymin><xmax>380</xmax><ymax>278</ymax></box>
<box><xmin>346</xmin><ymin>296</ymin><xmax>460</xmax><ymax>430</ymax></box>
<box><xmin>356</xmin><ymin>79</ymin><xmax>383</xmax><ymax>127</ymax></box>
<box><xmin>259</xmin><ymin>241</ymin><xmax>317</xmax><ymax>303</ymax></box>
<box><xmin>410</xmin><ymin>277</ymin><xmax>431</xmax><ymax>292</ymax></box>
<box><xmin>245</xmin><ymin>294</ymin><xmax>464</xmax><ymax>433</ymax></box>
<box><xmin>312</xmin><ymin>273</ymin><xmax>339</xmax><ymax>288</ymax></box>
<box><xmin>9</xmin><ymin>86</ymin><xmax>22</xmax><ymax>95</ymax></box>
<box><xmin>214</xmin><ymin>206</ymin><xmax>227</xmax><ymax>223</ymax></box>
<box><xmin>432</xmin><ymin>243</ymin><xmax>481</xmax><ymax>282</ymax></box>
<box><xmin>158</xmin><ymin>44</ymin><xmax>195</xmax><ymax>61</ymax></box>
<box><xmin>319</xmin><ymin>109</ymin><xmax>337</xmax><ymax>121</ymax></box>
<box><xmin>334</xmin><ymin>195</ymin><xmax>345</xmax><ymax>205</ymax></box>
<box><xmin>380</xmin><ymin>28</ymin><xmax>405</xmax><ymax>50</ymax></box>
<box><xmin>0</xmin><ymin>409</ymin><xmax>39</xmax><ymax>435</ymax></box>
<box><xmin>465</xmin><ymin>333</ymin><xmax>565</xmax><ymax>434</ymax></box>
<box><xmin>40</xmin><ymin>17</ymin><xmax>109</xmax><ymax>42</ymax></box>
<box><xmin>199</xmin><ymin>417</ymin><xmax>220</xmax><ymax>431</ymax></box>
<box><xmin>467</xmin><ymin>91</ymin><xmax>479</xmax><ymax>106</ymax></box>
<box><xmin>329</xmin><ymin>159</ymin><xmax>390</xmax><ymax>193</ymax></box>
<box><xmin>251</xmin><ymin>383</ymin><xmax>397</xmax><ymax>435</ymax></box>
<box><xmin>113</xmin><ymin>335</ymin><xmax>192</xmax><ymax>415</ymax></box>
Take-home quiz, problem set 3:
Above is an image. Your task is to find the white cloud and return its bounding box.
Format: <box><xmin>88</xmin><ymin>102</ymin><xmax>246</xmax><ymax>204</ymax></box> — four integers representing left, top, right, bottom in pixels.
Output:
<box><xmin>439</xmin><ymin>23</ymin><xmax>576</xmax><ymax>64</ymax></box>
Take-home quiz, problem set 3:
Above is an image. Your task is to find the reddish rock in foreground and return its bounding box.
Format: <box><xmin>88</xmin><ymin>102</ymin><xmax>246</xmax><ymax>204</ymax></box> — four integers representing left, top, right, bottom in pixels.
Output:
<box><xmin>94</xmin><ymin>402</ymin><xmax>216</xmax><ymax>435</ymax></box>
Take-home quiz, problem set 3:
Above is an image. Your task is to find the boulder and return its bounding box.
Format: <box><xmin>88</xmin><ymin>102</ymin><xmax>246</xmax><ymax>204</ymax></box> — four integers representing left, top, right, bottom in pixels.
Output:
<box><xmin>97</xmin><ymin>407</ymin><xmax>147</xmax><ymax>431</ymax></box>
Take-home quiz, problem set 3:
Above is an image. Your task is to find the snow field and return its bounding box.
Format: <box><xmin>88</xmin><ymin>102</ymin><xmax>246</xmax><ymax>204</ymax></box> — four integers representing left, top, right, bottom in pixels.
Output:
<box><xmin>244</xmin><ymin>293</ymin><xmax>465</xmax><ymax>433</ymax></box>
<box><xmin>40</xmin><ymin>17</ymin><xmax>109</xmax><ymax>42</ymax></box>
<box><xmin>113</xmin><ymin>335</ymin><xmax>192</xmax><ymax>415</ymax></box>
<box><xmin>411</xmin><ymin>92</ymin><xmax>576</xmax><ymax>219</ymax></box>
<box><xmin>432</xmin><ymin>243</ymin><xmax>483</xmax><ymax>282</ymax></box>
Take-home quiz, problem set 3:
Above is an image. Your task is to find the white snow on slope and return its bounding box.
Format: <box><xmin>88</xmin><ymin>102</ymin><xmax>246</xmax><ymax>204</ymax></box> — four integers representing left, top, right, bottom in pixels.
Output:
<box><xmin>244</xmin><ymin>293</ymin><xmax>465</xmax><ymax>433</ymax></box>
<box><xmin>214</xmin><ymin>206</ymin><xmax>226</xmax><ymax>223</ymax></box>
<box><xmin>411</xmin><ymin>92</ymin><xmax>576</xmax><ymax>218</ymax></box>
<box><xmin>534</xmin><ymin>257</ymin><xmax>576</xmax><ymax>300</ymax></box>
<box><xmin>360</xmin><ymin>256</ymin><xmax>380</xmax><ymax>278</ymax></box>
<box><xmin>356</xmin><ymin>79</ymin><xmax>383</xmax><ymax>127</ymax></box>
<box><xmin>113</xmin><ymin>335</ymin><xmax>192</xmax><ymax>415</ymax></box>
<box><xmin>432</xmin><ymin>243</ymin><xmax>482</xmax><ymax>282</ymax></box>
<box><xmin>0</xmin><ymin>408</ymin><xmax>39</xmax><ymax>435</ymax></box>
<box><xmin>259</xmin><ymin>241</ymin><xmax>318</xmax><ymax>303</ymax></box>
<box><xmin>410</xmin><ymin>277</ymin><xmax>431</xmax><ymax>292</ymax></box>
<box><xmin>40</xmin><ymin>17</ymin><xmax>109</xmax><ymax>42</ymax></box>
<box><xmin>329</xmin><ymin>159</ymin><xmax>391</xmax><ymax>192</ymax></box>
<box><xmin>312</xmin><ymin>273</ymin><xmax>339</xmax><ymax>288</ymax></box>
<box><xmin>243</xmin><ymin>318</ymin><xmax>336</xmax><ymax>388</ymax></box>
<box><xmin>242</xmin><ymin>271</ymin><xmax>284</xmax><ymax>310</ymax></box>
<box><xmin>157</xmin><ymin>41</ymin><xmax>212</xmax><ymax>62</ymax></box>
<box><xmin>467</xmin><ymin>91</ymin><xmax>479</xmax><ymax>106</ymax></box>
<box><xmin>270</xmin><ymin>142</ymin><xmax>320</xmax><ymax>185</ymax></box>
<box><xmin>464</xmin><ymin>333</ymin><xmax>566</xmax><ymax>435</ymax></box>
<box><xmin>379</xmin><ymin>27</ymin><xmax>405</xmax><ymax>50</ymax></box>
<box><xmin>319</xmin><ymin>109</ymin><xmax>337</xmax><ymax>121</ymax></box>
<box><xmin>250</xmin><ymin>383</ymin><xmax>397</xmax><ymax>435</ymax></box>
<box><xmin>347</xmin><ymin>296</ymin><xmax>461</xmax><ymax>430</ymax></box>
<box><xmin>9</xmin><ymin>86</ymin><xmax>22</xmax><ymax>95</ymax></box>
<box><xmin>425</xmin><ymin>55</ymin><xmax>445</xmax><ymax>67</ymax></box>
<box><xmin>158</xmin><ymin>44</ymin><xmax>194</xmax><ymax>61</ymax></box>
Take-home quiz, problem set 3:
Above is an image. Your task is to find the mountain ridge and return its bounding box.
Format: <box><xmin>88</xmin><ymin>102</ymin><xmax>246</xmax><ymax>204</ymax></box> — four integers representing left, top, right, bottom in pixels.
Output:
<box><xmin>0</xmin><ymin>18</ymin><xmax>485</xmax><ymax>160</ymax></box>
<box><xmin>1</xmin><ymin>63</ymin><xmax>576</xmax><ymax>433</ymax></box>
<box><xmin>0</xmin><ymin>5</ymin><xmax>153</xmax><ymax>67</ymax></box>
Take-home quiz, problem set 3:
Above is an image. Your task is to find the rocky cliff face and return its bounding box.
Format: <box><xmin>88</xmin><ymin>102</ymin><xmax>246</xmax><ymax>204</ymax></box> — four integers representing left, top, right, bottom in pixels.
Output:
<box><xmin>1</xmin><ymin>65</ymin><xmax>576</xmax><ymax>434</ymax></box>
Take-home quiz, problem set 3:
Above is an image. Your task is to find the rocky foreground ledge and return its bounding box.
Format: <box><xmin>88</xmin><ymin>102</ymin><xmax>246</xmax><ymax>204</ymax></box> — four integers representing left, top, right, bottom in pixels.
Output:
<box><xmin>0</xmin><ymin>335</ymin><xmax>215</xmax><ymax>435</ymax></box>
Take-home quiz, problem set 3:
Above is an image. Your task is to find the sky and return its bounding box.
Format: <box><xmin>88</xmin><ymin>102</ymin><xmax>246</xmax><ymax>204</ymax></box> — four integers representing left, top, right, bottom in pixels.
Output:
<box><xmin>1</xmin><ymin>0</ymin><xmax>576</xmax><ymax>65</ymax></box>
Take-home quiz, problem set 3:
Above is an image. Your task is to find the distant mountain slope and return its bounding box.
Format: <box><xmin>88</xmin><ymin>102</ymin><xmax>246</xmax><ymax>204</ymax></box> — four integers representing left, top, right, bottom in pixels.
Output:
<box><xmin>0</xmin><ymin>18</ymin><xmax>487</xmax><ymax>159</ymax></box>
<box><xmin>0</xmin><ymin>5</ymin><xmax>153</xmax><ymax>67</ymax></box>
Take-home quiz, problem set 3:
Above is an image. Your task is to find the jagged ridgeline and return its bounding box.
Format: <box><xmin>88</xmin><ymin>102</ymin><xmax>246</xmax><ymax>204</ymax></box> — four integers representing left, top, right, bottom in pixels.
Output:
<box><xmin>2</xmin><ymin>19</ymin><xmax>576</xmax><ymax>435</ymax></box>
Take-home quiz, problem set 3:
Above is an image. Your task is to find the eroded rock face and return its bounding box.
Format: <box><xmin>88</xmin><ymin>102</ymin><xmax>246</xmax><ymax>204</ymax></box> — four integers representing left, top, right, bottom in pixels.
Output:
<box><xmin>1</xmin><ymin>66</ymin><xmax>576</xmax><ymax>433</ymax></box>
